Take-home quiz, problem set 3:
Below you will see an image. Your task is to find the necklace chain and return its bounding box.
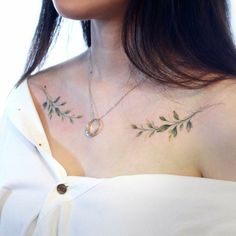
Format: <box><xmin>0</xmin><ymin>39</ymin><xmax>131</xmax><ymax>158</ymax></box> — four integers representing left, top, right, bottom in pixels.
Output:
<box><xmin>84</xmin><ymin>47</ymin><xmax>147</xmax><ymax>137</ymax></box>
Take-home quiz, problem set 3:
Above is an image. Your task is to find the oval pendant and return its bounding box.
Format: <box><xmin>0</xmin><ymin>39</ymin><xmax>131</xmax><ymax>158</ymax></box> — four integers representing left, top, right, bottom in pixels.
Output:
<box><xmin>85</xmin><ymin>118</ymin><xmax>103</xmax><ymax>137</ymax></box>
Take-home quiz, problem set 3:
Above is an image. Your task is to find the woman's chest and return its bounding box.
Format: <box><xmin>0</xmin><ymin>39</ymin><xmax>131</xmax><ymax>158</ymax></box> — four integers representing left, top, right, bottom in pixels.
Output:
<box><xmin>43</xmin><ymin>100</ymin><xmax>203</xmax><ymax>177</ymax></box>
<box><xmin>29</xmin><ymin>79</ymin><xmax>210</xmax><ymax>178</ymax></box>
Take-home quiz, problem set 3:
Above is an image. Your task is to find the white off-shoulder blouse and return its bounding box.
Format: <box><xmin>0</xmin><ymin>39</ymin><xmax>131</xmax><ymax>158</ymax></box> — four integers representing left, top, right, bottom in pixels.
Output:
<box><xmin>0</xmin><ymin>78</ymin><xmax>236</xmax><ymax>236</ymax></box>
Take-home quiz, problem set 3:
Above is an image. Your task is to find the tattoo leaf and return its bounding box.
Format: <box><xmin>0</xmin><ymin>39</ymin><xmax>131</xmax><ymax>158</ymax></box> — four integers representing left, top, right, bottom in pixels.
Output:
<box><xmin>64</xmin><ymin>110</ymin><xmax>71</xmax><ymax>114</ymax></box>
<box><xmin>186</xmin><ymin>120</ymin><xmax>193</xmax><ymax>132</ymax></box>
<box><xmin>159</xmin><ymin>116</ymin><xmax>167</xmax><ymax>121</ymax></box>
<box><xmin>156</xmin><ymin>124</ymin><xmax>171</xmax><ymax>132</ymax></box>
<box><xmin>136</xmin><ymin>131</ymin><xmax>143</xmax><ymax>137</ymax></box>
<box><xmin>173</xmin><ymin>110</ymin><xmax>179</xmax><ymax>120</ymax></box>
<box><xmin>147</xmin><ymin>122</ymin><xmax>153</xmax><ymax>128</ymax></box>
<box><xmin>149</xmin><ymin>130</ymin><xmax>155</xmax><ymax>137</ymax></box>
<box><xmin>131</xmin><ymin>124</ymin><xmax>138</xmax><ymax>129</ymax></box>
<box><xmin>54</xmin><ymin>96</ymin><xmax>60</xmax><ymax>103</ymax></box>
<box><xmin>55</xmin><ymin>108</ymin><xmax>60</xmax><ymax>116</ymax></box>
<box><xmin>43</xmin><ymin>101</ymin><xmax>48</xmax><ymax>109</ymax></box>
<box><xmin>39</xmin><ymin>87</ymin><xmax>84</xmax><ymax>124</ymax></box>
<box><xmin>69</xmin><ymin>117</ymin><xmax>74</xmax><ymax>124</ymax></box>
<box><xmin>170</xmin><ymin>126</ymin><xmax>178</xmax><ymax>137</ymax></box>
<box><xmin>49</xmin><ymin>108</ymin><xmax>53</xmax><ymax>115</ymax></box>
<box><xmin>131</xmin><ymin>104</ymin><xmax>220</xmax><ymax>140</ymax></box>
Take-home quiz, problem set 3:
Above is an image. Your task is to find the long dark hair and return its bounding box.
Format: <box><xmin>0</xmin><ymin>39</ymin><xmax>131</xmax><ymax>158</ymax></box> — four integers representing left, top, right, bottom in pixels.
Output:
<box><xmin>15</xmin><ymin>0</ymin><xmax>236</xmax><ymax>89</ymax></box>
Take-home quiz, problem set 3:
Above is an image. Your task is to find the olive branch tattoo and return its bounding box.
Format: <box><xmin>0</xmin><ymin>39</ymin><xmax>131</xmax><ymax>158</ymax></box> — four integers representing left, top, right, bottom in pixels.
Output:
<box><xmin>130</xmin><ymin>103</ymin><xmax>221</xmax><ymax>141</ymax></box>
<box><xmin>37</xmin><ymin>85</ymin><xmax>83</xmax><ymax>124</ymax></box>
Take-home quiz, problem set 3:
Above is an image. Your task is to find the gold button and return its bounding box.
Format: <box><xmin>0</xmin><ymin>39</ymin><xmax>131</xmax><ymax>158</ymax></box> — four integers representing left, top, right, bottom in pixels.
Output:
<box><xmin>57</xmin><ymin>184</ymin><xmax>68</xmax><ymax>194</ymax></box>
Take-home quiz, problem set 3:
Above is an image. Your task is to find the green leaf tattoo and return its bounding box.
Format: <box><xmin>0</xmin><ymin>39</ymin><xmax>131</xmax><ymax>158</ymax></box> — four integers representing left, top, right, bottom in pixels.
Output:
<box><xmin>173</xmin><ymin>110</ymin><xmax>179</xmax><ymax>120</ymax></box>
<box><xmin>38</xmin><ymin>85</ymin><xmax>83</xmax><ymax>124</ymax></box>
<box><xmin>130</xmin><ymin>104</ymin><xmax>221</xmax><ymax>141</ymax></box>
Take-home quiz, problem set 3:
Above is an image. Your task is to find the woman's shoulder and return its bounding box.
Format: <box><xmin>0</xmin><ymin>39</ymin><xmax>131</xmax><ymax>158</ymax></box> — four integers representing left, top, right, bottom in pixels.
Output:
<box><xmin>196</xmin><ymin>75</ymin><xmax>236</xmax><ymax>180</ymax></box>
<box><xmin>25</xmin><ymin>51</ymin><xmax>89</xmax><ymax>116</ymax></box>
<box><xmin>28</xmin><ymin>50</ymin><xmax>88</xmax><ymax>88</ymax></box>
<box><xmin>0</xmin><ymin>50</ymin><xmax>89</xmax><ymax>134</ymax></box>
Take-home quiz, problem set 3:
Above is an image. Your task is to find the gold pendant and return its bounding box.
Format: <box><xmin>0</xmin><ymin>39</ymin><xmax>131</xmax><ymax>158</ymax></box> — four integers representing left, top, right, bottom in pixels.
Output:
<box><xmin>85</xmin><ymin>118</ymin><xmax>103</xmax><ymax>137</ymax></box>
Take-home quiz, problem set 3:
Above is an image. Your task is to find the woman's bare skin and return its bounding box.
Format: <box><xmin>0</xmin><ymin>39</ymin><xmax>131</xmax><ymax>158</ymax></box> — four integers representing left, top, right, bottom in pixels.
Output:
<box><xmin>26</xmin><ymin>0</ymin><xmax>236</xmax><ymax>181</ymax></box>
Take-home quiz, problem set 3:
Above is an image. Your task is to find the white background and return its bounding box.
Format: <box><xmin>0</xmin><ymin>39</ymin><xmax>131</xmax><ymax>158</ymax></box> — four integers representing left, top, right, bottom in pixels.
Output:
<box><xmin>0</xmin><ymin>0</ymin><xmax>235</xmax><ymax>115</ymax></box>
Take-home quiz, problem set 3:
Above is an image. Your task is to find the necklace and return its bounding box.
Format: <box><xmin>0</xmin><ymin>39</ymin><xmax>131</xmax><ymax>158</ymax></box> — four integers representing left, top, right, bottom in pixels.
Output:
<box><xmin>84</xmin><ymin>48</ymin><xmax>147</xmax><ymax>137</ymax></box>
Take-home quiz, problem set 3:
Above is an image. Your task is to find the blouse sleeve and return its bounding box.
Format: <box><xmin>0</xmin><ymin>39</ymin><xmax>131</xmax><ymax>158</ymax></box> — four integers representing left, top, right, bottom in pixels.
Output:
<box><xmin>0</xmin><ymin>187</ymin><xmax>11</xmax><ymax>219</ymax></box>
<box><xmin>0</xmin><ymin>92</ymin><xmax>12</xmax><ymax>187</ymax></box>
<box><xmin>0</xmin><ymin>106</ymin><xmax>12</xmax><ymax>222</ymax></box>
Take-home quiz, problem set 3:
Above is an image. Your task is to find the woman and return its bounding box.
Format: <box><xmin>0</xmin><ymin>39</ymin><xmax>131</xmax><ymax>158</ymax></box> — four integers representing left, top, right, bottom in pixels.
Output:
<box><xmin>1</xmin><ymin>0</ymin><xmax>236</xmax><ymax>235</ymax></box>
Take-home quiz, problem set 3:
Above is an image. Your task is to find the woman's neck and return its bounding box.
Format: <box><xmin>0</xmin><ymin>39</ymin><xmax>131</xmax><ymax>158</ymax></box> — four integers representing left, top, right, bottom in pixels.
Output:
<box><xmin>89</xmin><ymin>19</ymin><xmax>140</xmax><ymax>87</ymax></box>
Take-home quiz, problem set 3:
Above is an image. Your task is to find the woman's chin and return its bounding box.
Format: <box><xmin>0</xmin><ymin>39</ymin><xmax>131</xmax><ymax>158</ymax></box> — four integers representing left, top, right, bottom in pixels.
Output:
<box><xmin>52</xmin><ymin>0</ymin><xmax>126</xmax><ymax>21</ymax></box>
<box><xmin>55</xmin><ymin>8</ymin><xmax>92</xmax><ymax>20</ymax></box>
<box><xmin>52</xmin><ymin>1</ymin><xmax>89</xmax><ymax>20</ymax></box>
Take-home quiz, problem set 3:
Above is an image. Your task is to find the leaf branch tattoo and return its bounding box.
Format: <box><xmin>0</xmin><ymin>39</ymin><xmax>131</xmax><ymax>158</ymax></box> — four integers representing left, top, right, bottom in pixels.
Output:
<box><xmin>37</xmin><ymin>84</ymin><xmax>83</xmax><ymax>124</ymax></box>
<box><xmin>130</xmin><ymin>103</ymin><xmax>222</xmax><ymax>141</ymax></box>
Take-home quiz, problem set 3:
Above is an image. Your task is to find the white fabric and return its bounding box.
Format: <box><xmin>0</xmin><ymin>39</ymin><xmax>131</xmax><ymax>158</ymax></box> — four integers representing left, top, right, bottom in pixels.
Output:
<box><xmin>0</xmin><ymin>78</ymin><xmax>236</xmax><ymax>236</ymax></box>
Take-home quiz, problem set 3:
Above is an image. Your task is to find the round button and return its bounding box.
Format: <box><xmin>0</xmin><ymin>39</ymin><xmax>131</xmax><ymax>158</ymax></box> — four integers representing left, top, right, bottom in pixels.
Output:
<box><xmin>57</xmin><ymin>184</ymin><xmax>68</xmax><ymax>194</ymax></box>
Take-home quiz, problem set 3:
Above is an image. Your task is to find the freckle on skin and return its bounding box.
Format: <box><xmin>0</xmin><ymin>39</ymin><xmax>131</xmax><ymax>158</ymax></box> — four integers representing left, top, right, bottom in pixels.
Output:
<box><xmin>39</xmin><ymin>143</ymin><xmax>42</xmax><ymax>146</ymax></box>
